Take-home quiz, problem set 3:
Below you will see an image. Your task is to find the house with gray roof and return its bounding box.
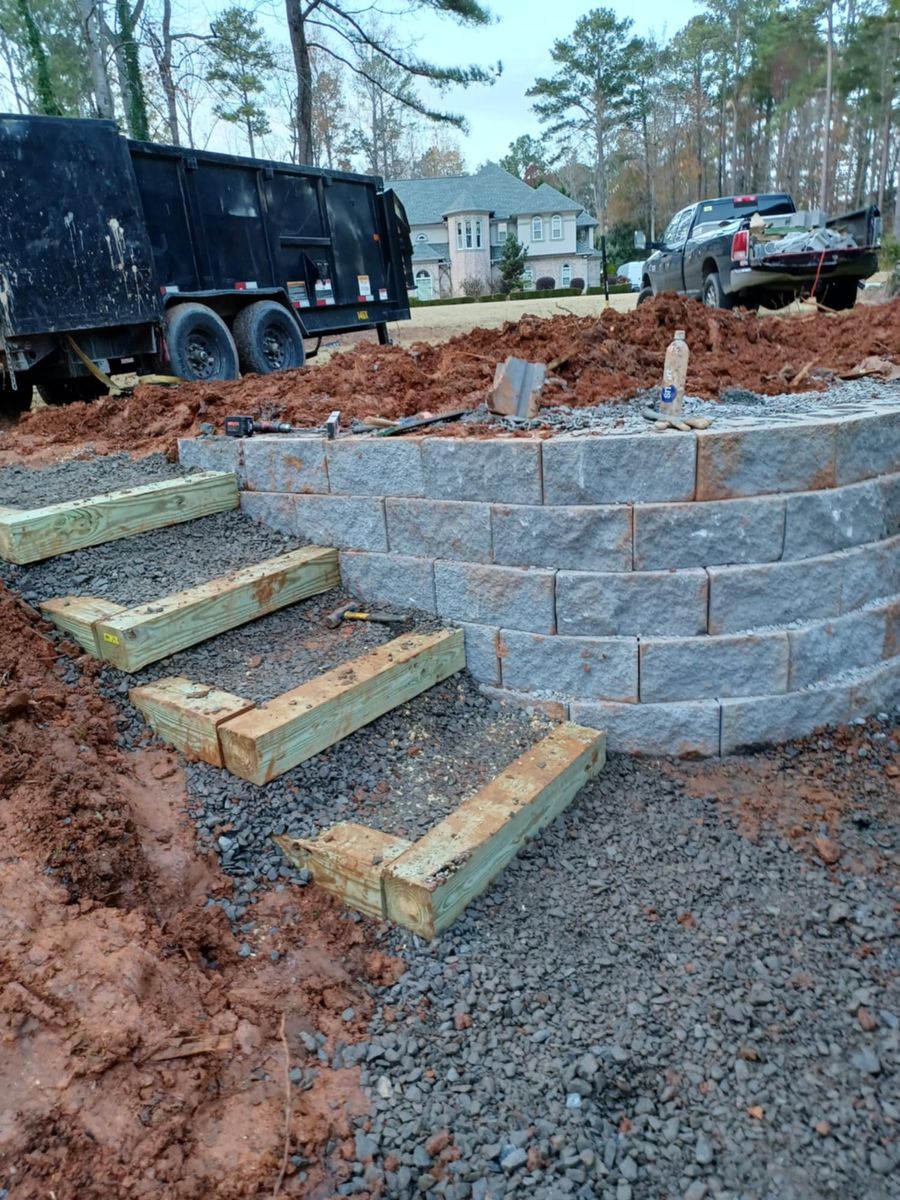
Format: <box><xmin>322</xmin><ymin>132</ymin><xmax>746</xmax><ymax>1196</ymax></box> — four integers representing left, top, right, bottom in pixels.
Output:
<box><xmin>388</xmin><ymin>162</ymin><xmax>600</xmax><ymax>298</ymax></box>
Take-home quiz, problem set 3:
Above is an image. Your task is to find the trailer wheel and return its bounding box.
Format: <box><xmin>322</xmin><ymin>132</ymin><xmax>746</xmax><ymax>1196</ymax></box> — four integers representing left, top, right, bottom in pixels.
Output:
<box><xmin>815</xmin><ymin>278</ymin><xmax>858</xmax><ymax>311</ymax></box>
<box><xmin>166</xmin><ymin>303</ymin><xmax>239</xmax><ymax>382</ymax></box>
<box><xmin>702</xmin><ymin>272</ymin><xmax>733</xmax><ymax>310</ymax></box>
<box><xmin>636</xmin><ymin>287</ymin><xmax>653</xmax><ymax>307</ymax></box>
<box><xmin>36</xmin><ymin>377</ymin><xmax>108</xmax><ymax>405</ymax></box>
<box><xmin>233</xmin><ymin>301</ymin><xmax>305</xmax><ymax>374</ymax></box>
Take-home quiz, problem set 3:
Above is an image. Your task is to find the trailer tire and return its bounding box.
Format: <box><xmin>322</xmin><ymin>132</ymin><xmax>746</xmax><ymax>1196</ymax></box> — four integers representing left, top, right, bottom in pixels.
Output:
<box><xmin>815</xmin><ymin>278</ymin><xmax>858</xmax><ymax>311</ymax></box>
<box><xmin>702</xmin><ymin>272</ymin><xmax>733</xmax><ymax>310</ymax></box>
<box><xmin>233</xmin><ymin>301</ymin><xmax>305</xmax><ymax>375</ymax></box>
<box><xmin>166</xmin><ymin>302</ymin><xmax>239</xmax><ymax>382</ymax></box>
<box><xmin>36</xmin><ymin>377</ymin><xmax>108</xmax><ymax>405</ymax></box>
<box><xmin>636</xmin><ymin>287</ymin><xmax>653</xmax><ymax>307</ymax></box>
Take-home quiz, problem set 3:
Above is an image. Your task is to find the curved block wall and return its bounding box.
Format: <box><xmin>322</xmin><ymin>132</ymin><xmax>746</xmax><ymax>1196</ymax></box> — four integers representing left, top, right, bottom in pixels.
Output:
<box><xmin>179</xmin><ymin>397</ymin><xmax>900</xmax><ymax>755</ymax></box>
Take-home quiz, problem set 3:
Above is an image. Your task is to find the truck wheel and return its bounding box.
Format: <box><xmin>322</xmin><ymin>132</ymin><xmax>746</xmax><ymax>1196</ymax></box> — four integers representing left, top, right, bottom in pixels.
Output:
<box><xmin>36</xmin><ymin>377</ymin><xmax>107</xmax><ymax>405</ymax></box>
<box><xmin>636</xmin><ymin>287</ymin><xmax>653</xmax><ymax>306</ymax></box>
<box><xmin>702</xmin><ymin>272</ymin><xmax>733</xmax><ymax>310</ymax></box>
<box><xmin>166</xmin><ymin>302</ymin><xmax>239</xmax><ymax>382</ymax></box>
<box><xmin>815</xmin><ymin>279</ymin><xmax>858</xmax><ymax>311</ymax></box>
<box><xmin>233</xmin><ymin>301</ymin><xmax>305</xmax><ymax>375</ymax></box>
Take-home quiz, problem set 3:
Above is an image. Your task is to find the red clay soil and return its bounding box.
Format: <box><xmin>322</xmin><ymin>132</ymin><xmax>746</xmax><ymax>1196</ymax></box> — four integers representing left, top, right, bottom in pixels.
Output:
<box><xmin>0</xmin><ymin>586</ymin><xmax>399</xmax><ymax>1199</ymax></box>
<box><xmin>3</xmin><ymin>295</ymin><xmax>900</xmax><ymax>464</ymax></box>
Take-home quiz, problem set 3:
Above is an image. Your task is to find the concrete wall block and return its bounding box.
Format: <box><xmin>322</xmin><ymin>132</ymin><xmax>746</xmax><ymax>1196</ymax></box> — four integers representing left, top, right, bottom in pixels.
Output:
<box><xmin>242</xmin><ymin>437</ymin><xmax>329</xmax><ymax>494</ymax></box>
<box><xmin>708</xmin><ymin>554</ymin><xmax>843</xmax><ymax>634</ymax></box>
<box><xmin>542</xmin><ymin>435</ymin><xmax>696</xmax><ymax>505</ymax></box>
<box><xmin>885</xmin><ymin>597</ymin><xmax>900</xmax><ymax>659</ymax></box>
<box><xmin>557</xmin><ymin>569</ymin><xmax>708</xmax><ymax>637</ymax></box>
<box><xmin>696</xmin><ymin>423</ymin><xmax>836</xmax><ymax>500</ymax></box>
<box><xmin>840</xmin><ymin>536</ymin><xmax>900</xmax><ymax>614</ymax></box>
<box><xmin>571</xmin><ymin>698</ymin><xmax>721</xmax><ymax>756</ymax></box>
<box><xmin>386</xmin><ymin>498</ymin><xmax>491</xmax><ymax>562</ymax></box>
<box><xmin>640</xmin><ymin>632</ymin><xmax>789</xmax><ymax>702</ymax></box>
<box><xmin>633</xmin><ymin>495</ymin><xmax>785</xmax><ymax>570</ymax></box>
<box><xmin>788</xmin><ymin>605</ymin><xmax>890</xmax><ymax>689</ymax></box>
<box><xmin>720</xmin><ymin>684</ymin><xmax>850</xmax><ymax>754</ymax></box>
<box><xmin>326</xmin><ymin>438</ymin><xmax>424</xmax><ymax>497</ymax></box>
<box><xmin>836</xmin><ymin>410</ymin><xmax>900</xmax><ymax>484</ymax></box>
<box><xmin>500</xmin><ymin>630</ymin><xmax>638</xmax><ymax>702</ymax></box>
<box><xmin>847</xmin><ymin>655</ymin><xmax>900</xmax><ymax>718</ymax></box>
<box><xmin>459</xmin><ymin>622</ymin><xmax>501</xmax><ymax>685</ymax></box>
<box><xmin>242</xmin><ymin>492</ymin><xmax>386</xmax><ymax>551</ymax></box>
<box><xmin>880</xmin><ymin>472</ymin><xmax>900</xmax><ymax>539</ymax></box>
<box><xmin>491</xmin><ymin>504</ymin><xmax>632</xmax><ymax>570</ymax></box>
<box><xmin>434</xmin><ymin>561</ymin><xmax>556</xmax><ymax>634</ymax></box>
<box><xmin>421</xmin><ymin>439</ymin><xmax>542</xmax><ymax>505</ymax></box>
<box><xmin>340</xmin><ymin>551</ymin><xmax>436</xmax><ymax>613</ymax></box>
<box><xmin>177</xmin><ymin>435</ymin><xmax>244</xmax><ymax>481</ymax></box>
<box><xmin>783</xmin><ymin>478</ymin><xmax>886</xmax><ymax>559</ymax></box>
<box><xmin>479</xmin><ymin>685</ymin><xmax>570</xmax><ymax>723</ymax></box>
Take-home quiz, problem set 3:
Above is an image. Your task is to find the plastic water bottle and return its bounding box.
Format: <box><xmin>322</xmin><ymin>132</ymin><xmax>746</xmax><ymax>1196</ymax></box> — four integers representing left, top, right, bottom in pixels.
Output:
<box><xmin>659</xmin><ymin>329</ymin><xmax>689</xmax><ymax>417</ymax></box>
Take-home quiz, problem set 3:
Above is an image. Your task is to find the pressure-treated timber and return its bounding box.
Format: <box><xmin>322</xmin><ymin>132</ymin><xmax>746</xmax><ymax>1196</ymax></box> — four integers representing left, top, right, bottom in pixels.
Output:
<box><xmin>0</xmin><ymin>472</ymin><xmax>239</xmax><ymax>564</ymax></box>
<box><xmin>275</xmin><ymin>825</ymin><xmax>413</xmax><ymax>919</ymax></box>
<box><xmin>39</xmin><ymin>596</ymin><xmax>126</xmax><ymax>655</ymax></box>
<box><xmin>130</xmin><ymin>676</ymin><xmax>255</xmax><ymax>766</ymax></box>
<box><xmin>219</xmin><ymin>628</ymin><xmax>466</xmax><ymax>785</ymax></box>
<box><xmin>277</xmin><ymin>722</ymin><xmax>606</xmax><ymax>937</ymax></box>
<box><xmin>91</xmin><ymin>546</ymin><xmax>339</xmax><ymax>671</ymax></box>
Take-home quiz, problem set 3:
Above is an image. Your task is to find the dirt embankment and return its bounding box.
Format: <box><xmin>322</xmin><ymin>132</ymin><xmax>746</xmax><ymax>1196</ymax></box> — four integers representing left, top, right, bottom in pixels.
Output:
<box><xmin>0</xmin><ymin>587</ymin><xmax>398</xmax><ymax>1199</ymax></box>
<box><xmin>3</xmin><ymin>294</ymin><xmax>900</xmax><ymax>464</ymax></box>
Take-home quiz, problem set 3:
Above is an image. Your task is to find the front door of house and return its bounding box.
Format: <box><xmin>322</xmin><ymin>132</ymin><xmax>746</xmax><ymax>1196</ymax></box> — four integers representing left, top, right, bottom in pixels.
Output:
<box><xmin>416</xmin><ymin>270</ymin><xmax>433</xmax><ymax>301</ymax></box>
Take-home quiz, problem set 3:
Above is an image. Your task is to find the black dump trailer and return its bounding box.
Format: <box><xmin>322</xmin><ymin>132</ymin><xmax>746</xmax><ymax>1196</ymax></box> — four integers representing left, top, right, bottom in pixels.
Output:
<box><xmin>0</xmin><ymin>114</ymin><xmax>413</xmax><ymax>408</ymax></box>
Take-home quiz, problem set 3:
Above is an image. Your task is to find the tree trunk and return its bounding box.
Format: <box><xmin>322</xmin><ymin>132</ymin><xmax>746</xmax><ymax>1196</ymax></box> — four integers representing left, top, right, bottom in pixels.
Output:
<box><xmin>819</xmin><ymin>1</ymin><xmax>833</xmax><ymax>210</ymax></box>
<box><xmin>285</xmin><ymin>0</ymin><xmax>313</xmax><ymax>163</ymax></box>
<box><xmin>76</xmin><ymin>0</ymin><xmax>115</xmax><ymax>119</ymax></box>
<box><xmin>0</xmin><ymin>25</ymin><xmax>25</xmax><ymax>112</ymax></box>
<box><xmin>157</xmin><ymin>0</ymin><xmax>179</xmax><ymax>143</ymax></box>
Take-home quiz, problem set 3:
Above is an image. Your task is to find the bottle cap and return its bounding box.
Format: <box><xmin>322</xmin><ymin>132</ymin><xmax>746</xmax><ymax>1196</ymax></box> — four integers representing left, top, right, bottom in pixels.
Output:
<box><xmin>675</xmin><ymin>329</ymin><xmax>685</xmax><ymax>339</ymax></box>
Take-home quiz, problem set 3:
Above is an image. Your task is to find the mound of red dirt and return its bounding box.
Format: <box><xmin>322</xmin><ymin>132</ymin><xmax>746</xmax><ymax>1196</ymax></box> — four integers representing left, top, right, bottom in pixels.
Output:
<box><xmin>0</xmin><ymin>586</ymin><xmax>398</xmax><ymax>1199</ymax></box>
<box><xmin>3</xmin><ymin>294</ymin><xmax>899</xmax><ymax>464</ymax></box>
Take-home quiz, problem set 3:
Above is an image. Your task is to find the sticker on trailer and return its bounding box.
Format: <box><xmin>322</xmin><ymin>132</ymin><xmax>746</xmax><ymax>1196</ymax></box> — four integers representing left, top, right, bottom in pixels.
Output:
<box><xmin>357</xmin><ymin>310</ymin><xmax>369</xmax><ymax>320</ymax></box>
<box><xmin>235</xmin><ymin>280</ymin><xmax>259</xmax><ymax>290</ymax></box>
<box><xmin>287</xmin><ymin>280</ymin><xmax>309</xmax><ymax>308</ymax></box>
<box><xmin>315</xmin><ymin>279</ymin><xmax>335</xmax><ymax>306</ymax></box>
<box><xmin>357</xmin><ymin>274</ymin><xmax>373</xmax><ymax>302</ymax></box>
<box><xmin>378</xmin><ymin>288</ymin><xmax>388</xmax><ymax>301</ymax></box>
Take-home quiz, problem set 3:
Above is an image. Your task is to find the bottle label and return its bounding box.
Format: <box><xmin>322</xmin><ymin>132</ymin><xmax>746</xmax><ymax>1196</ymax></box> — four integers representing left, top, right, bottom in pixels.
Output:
<box><xmin>660</xmin><ymin>384</ymin><xmax>677</xmax><ymax>403</ymax></box>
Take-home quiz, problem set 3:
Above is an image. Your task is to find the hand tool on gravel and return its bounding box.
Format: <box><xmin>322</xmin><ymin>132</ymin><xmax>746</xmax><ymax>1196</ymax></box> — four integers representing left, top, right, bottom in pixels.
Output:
<box><xmin>224</xmin><ymin>415</ymin><xmax>322</xmax><ymax>437</ymax></box>
<box><xmin>324</xmin><ymin>603</ymin><xmax>407</xmax><ymax>628</ymax></box>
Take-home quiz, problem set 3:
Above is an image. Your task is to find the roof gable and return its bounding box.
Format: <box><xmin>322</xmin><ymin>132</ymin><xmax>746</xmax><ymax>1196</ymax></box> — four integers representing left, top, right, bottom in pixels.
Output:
<box><xmin>388</xmin><ymin>162</ymin><xmax>593</xmax><ymax>226</ymax></box>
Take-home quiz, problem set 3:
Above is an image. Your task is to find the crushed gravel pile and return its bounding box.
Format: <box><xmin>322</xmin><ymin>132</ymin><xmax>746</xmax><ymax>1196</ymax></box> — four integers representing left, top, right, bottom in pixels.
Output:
<box><xmin>4</xmin><ymin>295</ymin><xmax>900</xmax><ymax>461</ymax></box>
<box><xmin>0</xmin><ymin>451</ymin><xmax>189</xmax><ymax>507</ymax></box>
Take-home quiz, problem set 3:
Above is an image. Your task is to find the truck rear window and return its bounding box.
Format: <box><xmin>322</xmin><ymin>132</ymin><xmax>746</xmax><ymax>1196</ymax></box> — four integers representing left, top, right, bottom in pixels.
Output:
<box><xmin>696</xmin><ymin>195</ymin><xmax>795</xmax><ymax>223</ymax></box>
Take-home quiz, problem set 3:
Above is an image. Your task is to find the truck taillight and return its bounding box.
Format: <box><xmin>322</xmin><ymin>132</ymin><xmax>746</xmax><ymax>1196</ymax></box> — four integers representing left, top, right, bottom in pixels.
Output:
<box><xmin>731</xmin><ymin>229</ymin><xmax>749</xmax><ymax>261</ymax></box>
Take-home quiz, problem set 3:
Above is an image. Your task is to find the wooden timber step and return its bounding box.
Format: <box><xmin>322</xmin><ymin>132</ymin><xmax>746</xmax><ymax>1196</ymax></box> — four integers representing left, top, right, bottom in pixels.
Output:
<box><xmin>41</xmin><ymin>545</ymin><xmax>339</xmax><ymax>670</ymax></box>
<box><xmin>0</xmin><ymin>472</ymin><xmax>239</xmax><ymax>564</ymax></box>
<box><xmin>218</xmin><ymin>628</ymin><xmax>466</xmax><ymax>785</ymax></box>
<box><xmin>127</xmin><ymin>628</ymin><xmax>466</xmax><ymax>782</ymax></box>
<box><xmin>276</xmin><ymin>721</ymin><xmax>606</xmax><ymax>938</ymax></box>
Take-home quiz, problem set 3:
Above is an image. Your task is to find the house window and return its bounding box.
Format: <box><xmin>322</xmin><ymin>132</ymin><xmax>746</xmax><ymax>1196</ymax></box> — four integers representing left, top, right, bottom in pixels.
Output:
<box><xmin>551</xmin><ymin>214</ymin><xmax>563</xmax><ymax>240</ymax></box>
<box><xmin>497</xmin><ymin>221</ymin><xmax>507</xmax><ymax>242</ymax></box>
<box><xmin>561</xmin><ymin>263</ymin><xmax>571</xmax><ymax>286</ymax></box>
<box><xmin>455</xmin><ymin>217</ymin><xmax>483</xmax><ymax>250</ymax></box>
<box><xmin>415</xmin><ymin>233</ymin><xmax>428</xmax><ymax>242</ymax></box>
<box><xmin>531</xmin><ymin>216</ymin><xmax>543</xmax><ymax>241</ymax></box>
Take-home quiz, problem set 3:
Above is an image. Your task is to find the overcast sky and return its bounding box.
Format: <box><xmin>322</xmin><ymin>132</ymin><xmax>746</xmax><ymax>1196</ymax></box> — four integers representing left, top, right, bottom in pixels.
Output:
<box><xmin>398</xmin><ymin>0</ymin><xmax>702</xmax><ymax>167</ymax></box>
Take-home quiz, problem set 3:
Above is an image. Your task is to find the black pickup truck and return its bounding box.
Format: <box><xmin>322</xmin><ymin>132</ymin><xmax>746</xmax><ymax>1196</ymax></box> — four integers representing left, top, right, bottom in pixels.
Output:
<box><xmin>639</xmin><ymin>193</ymin><xmax>881</xmax><ymax>311</ymax></box>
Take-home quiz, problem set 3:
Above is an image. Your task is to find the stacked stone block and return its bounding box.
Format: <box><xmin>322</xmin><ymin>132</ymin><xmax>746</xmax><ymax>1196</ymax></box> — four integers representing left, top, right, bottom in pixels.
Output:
<box><xmin>179</xmin><ymin>397</ymin><xmax>900</xmax><ymax>754</ymax></box>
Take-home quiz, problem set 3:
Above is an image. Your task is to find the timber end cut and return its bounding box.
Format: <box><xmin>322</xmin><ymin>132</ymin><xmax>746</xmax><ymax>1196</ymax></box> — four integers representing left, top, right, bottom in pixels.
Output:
<box><xmin>0</xmin><ymin>472</ymin><xmax>239</xmax><ymax>564</ymax></box>
<box><xmin>279</xmin><ymin>722</ymin><xmax>606</xmax><ymax>937</ymax></box>
<box><xmin>130</xmin><ymin>676</ymin><xmax>254</xmax><ymax>767</ymax></box>
<box><xmin>39</xmin><ymin>596</ymin><xmax>126</xmax><ymax>655</ymax></box>
<box><xmin>218</xmin><ymin>628</ymin><xmax>466</xmax><ymax>785</ymax></box>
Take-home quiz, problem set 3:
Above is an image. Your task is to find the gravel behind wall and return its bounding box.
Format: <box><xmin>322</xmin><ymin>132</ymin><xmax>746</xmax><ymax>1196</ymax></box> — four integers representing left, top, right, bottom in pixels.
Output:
<box><xmin>0</xmin><ymin>452</ymin><xmax>191</xmax><ymax>508</ymax></box>
<box><xmin>0</xmin><ymin>509</ymin><xmax>303</xmax><ymax>607</ymax></box>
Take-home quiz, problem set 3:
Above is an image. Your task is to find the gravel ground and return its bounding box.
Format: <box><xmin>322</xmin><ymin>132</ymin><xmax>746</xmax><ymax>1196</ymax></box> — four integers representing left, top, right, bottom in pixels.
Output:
<box><xmin>0</xmin><ymin>451</ymin><xmax>190</xmax><ymax>507</ymax></box>
<box><xmin>0</xmin><ymin>509</ymin><xmax>302</xmax><ymax>607</ymax></box>
<box><xmin>468</xmin><ymin>377</ymin><xmax>899</xmax><ymax>436</ymax></box>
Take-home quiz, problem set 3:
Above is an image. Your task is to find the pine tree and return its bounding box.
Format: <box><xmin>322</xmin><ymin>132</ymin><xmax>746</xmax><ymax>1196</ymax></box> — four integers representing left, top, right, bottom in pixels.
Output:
<box><xmin>207</xmin><ymin>6</ymin><xmax>276</xmax><ymax>157</ymax></box>
<box><xmin>497</xmin><ymin>236</ymin><xmax>527</xmax><ymax>295</ymax></box>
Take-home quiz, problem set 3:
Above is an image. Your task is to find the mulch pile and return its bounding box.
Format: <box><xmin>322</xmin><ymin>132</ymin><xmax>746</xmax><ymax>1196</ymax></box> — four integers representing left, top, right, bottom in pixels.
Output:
<box><xmin>3</xmin><ymin>293</ymin><xmax>900</xmax><ymax>463</ymax></box>
<box><xmin>0</xmin><ymin>585</ymin><xmax>399</xmax><ymax>1199</ymax></box>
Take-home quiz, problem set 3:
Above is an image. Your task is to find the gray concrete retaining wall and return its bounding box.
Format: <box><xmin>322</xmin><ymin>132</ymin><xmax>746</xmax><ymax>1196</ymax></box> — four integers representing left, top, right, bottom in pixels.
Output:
<box><xmin>179</xmin><ymin>396</ymin><xmax>900</xmax><ymax>754</ymax></box>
